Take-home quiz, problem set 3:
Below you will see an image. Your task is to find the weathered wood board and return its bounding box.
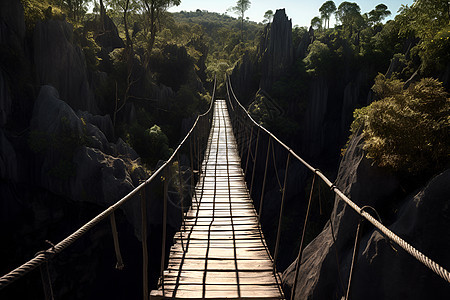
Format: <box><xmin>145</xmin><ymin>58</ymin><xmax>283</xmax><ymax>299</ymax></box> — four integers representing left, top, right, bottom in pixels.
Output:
<box><xmin>150</xmin><ymin>100</ymin><xmax>285</xmax><ymax>299</ymax></box>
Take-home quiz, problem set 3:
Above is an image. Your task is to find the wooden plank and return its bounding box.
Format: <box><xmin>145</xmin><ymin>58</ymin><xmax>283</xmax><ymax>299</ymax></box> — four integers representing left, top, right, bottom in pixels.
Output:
<box><xmin>150</xmin><ymin>100</ymin><xmax>284</xmax><ymax>299</ymax></box>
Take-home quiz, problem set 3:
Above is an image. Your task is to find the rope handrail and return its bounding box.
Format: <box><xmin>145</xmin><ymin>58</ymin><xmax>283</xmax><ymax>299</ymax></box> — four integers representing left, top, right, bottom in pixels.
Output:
<box><xmin>225</xmin><ymin>74</ymin><xmax>450</xmax><ymax>284</ymax></box>
<box><xmin>0</xmin><ymin>76</ymin><xmax>217</xmax><ymax>291</ymax></box>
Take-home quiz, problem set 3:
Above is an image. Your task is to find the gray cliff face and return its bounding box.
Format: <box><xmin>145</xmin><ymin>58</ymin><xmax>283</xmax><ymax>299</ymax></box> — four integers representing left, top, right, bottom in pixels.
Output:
<box><xmin>301</xmin><ymin>66</ymin><xmax>375</xmax><ymax>160</ymax></box>
<box><xmin>282</xmin><ymin>131</ymin><xmax>450</xmax><ymax>299</ymax></box>
<box><xmin>95</xmin><ymin>14</ymin><xmax>125</xmax><ymax>53</ymax></box>
<box><xmin>230</xmin><ymin>52</ymin><xmax>259</xmax><ymax>105</ymax></box>
<box><xmin>0</xmin><ymin>0</ymin><xmax>34</xmax><ymax>128</ymax></box>
<box><xmin>301</xmin><ymin>77</ymin><xmax>328</xmax><ymax>158</ymax></box>
<box><xmin>230</xmin><ymin>9</ymin><xmax>294</xmax><ymax>105</ymax></box>
<box><xmin>0</xmin><ymin>0</ymin><xmax>25</xmax><ymax>47</ymax></box>
<box><xmin>33</xmin><ymin>20</ymin><xmax>97</xmax><ymax>112</ymax></box>
<box><xmin>259</xmin><ymin>9</ymin><xmax>294</xmax><ymax>92</ymax></box>
<box><xmin>29</xmin><ymin>85</ymin><xmax>153</xmax><ymax>237</ymax></box>
<box><xmin>0</xmin><ymin>70</ymin><xmax>11</xmax><ymax>126</ymax></box>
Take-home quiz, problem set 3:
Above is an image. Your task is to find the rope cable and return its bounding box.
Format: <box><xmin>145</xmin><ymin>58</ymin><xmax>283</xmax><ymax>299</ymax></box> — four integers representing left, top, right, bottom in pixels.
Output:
<box><xmin>226</xmin><ymin>75</ymin><xmax>450</xmax><ymax>285</ymax></box>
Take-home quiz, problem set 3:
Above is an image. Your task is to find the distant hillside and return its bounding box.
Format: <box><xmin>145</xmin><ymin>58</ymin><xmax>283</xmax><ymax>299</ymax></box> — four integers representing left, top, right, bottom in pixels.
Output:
<box><xmin>172</xmin><ymin>10</ymin><xmax>263</xmax><ymax>37</ymax></box>
<box><xmin>171</xmin><ymin>10</ymin><xmax>265</xmax><ymax>88</ymax></box>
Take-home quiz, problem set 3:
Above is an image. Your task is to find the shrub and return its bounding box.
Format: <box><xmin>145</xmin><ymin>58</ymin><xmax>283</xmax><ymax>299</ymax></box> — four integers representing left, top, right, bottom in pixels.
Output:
<box><xmin>304</xmin><ymin>40</ymin><xmax>332</xmax><ymax>75</ymax></box>
<box><xmin>350</xmin><ymin>77</ymin><xmax>450</xmax><ymax>174</ymax></box>
<box><xmin>125</xmin><ymin>123</ymin><xmax>172</xmax><ymax>167</ymax></box>
<box><xmin>21</xmin><ymin>0</ymin><xmax>64</xmax><ymax>31</ymax></box>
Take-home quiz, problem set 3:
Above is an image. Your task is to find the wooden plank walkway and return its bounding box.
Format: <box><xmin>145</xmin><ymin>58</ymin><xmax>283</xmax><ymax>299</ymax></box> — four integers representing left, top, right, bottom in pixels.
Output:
<box><xmin>150</xmin><ymin>100</ymin><xmax>284</xmax><ymax>299</ymax></box>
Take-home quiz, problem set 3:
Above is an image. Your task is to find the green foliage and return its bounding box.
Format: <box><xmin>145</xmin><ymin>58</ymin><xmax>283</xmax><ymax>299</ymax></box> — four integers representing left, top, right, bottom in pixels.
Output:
<box><xmin>61</xmin><ymin>0</ymin><xmax>90</xmax><ymax>21</ymax></box>
<box><xmin>368</xmin><ymin>4</ymin><xmax>391</xmax><ymax>25</ymax></box>
<box><xmin>125</xmin><ymin>123</ymin><xmax>172</xmax><ymax>167</ymax></box>
<box><xmin>263</xmin><ymin>10</ymin><xmax>274</xmax><ymax>24</ymax></box>
<box><xmin>350</xmin><ymin>77</ymin><xmax>450</xmax><ymax>174</ymax></box>
<box><xmin>371</xmin><ymin>73</ymin><xmax>403</xmax><ymax>100</ymax></box>
<box><xmin>311</xmin><ymin>16</ymin><xmax>322</xmax><ymax>30</ymax></box>
<box><xmin>319</xmin><ymin>1</ymin><xmax>336</xmax><ymax>29</ymax></box>
<box><xmin>336</xmin><ymin>1</ymin><xmax>361</xmax><ymax>27</ymax></box>
<box><xmin>396</xmin><ymin>0</ymin><xmax>450</xmax><ymax>74</ymax></box>
<box><xmin>171</xmin><ymin>10</ymin><xmax>263</xmax><ymax>82</ymax></box>
<box><xmin>21</xmin><ymin>0</ymin><xmax>65</xmax><ymax>31</ymax></box>
<box><xmin>231</xmin><ymin>0</ymin><xmax>251</xmax><ymax>20</ymax></box>
<box><xmin>74</xmin><ymin>27</ymin><xmax>102</xmax><ymax>71</ymax></box>
<box><xmin>149</xmin><ymin>44</ymin><xmax>192</xmax><ymax>90</ymax></box>
<box><xmin>304</xmin><ymin>40</ymin><xmax>332</xmax><ymax>75</ymax></box>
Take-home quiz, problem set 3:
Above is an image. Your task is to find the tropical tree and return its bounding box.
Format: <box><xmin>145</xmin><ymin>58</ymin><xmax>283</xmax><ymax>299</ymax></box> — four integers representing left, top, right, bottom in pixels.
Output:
<box><xmin>62</xmin><ymin>0</ymin><xmax>90</xmax><ymax>21</ymax></box>
<box><xmin>336</xmin><ymin>1</ymin><xmax>362</xmax><ymax>35</ymax></box>
<box><xmin>141</xmin><ymin>0</ymin><xmax>181</xmax><ymax>53</ymax></box>
<box><xmin>368</xmin><ymin>4</ymin><xmax>391</xmax><ymax>24</ymax></box>
<box><xmin>396</xmin><ymin>0</ymin><xmax>450</xmax><ymax>73</ymax></box>
<box><xmin>107</xmin><ymin>0</ymin><xmax>139</xmax><ymax>50</ymax></box>
<box><xmin>352</xmin><ymin>76</ymin><xmax>450</xmax><ymax>174</ymax></box>
<box><xmin>311</xmin><ymin>16</ymin><xmax>322</xmax><ymax>30</ymax></box>
<box><xmin>231</xmin><ymin>0</ymin><xmax>251</xmax><ymax>41</ymax></box>
<box><xmin>319</xmin><ymin>1</ymin><xmax>336</xmax><ymax>29</ymax></box>
<box><xmin>263</xmin><ymin>9</ymin><xmax>274</xmax><ymax>24</ymax></box>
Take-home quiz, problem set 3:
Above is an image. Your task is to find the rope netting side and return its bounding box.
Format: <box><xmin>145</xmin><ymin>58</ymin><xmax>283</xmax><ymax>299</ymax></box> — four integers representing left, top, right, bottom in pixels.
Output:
<box><xmin>225</xmin><ymin>75</ymin><xmax>450</xmax><ymax>285</ymax></box>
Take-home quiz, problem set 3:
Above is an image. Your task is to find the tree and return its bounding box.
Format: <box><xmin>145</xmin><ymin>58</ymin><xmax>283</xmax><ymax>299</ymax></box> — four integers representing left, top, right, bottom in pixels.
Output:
<box><xmin>311</xmin><ymin>16</ymin><xmax>322</xmax><ymax>30</ymax></box>
<box><xmin>319</xmin><ymin>1</ymin><xmax>336</xmax><ymax>29</ymax></box>
<box><xmin>396</xmin><ymin>0</ymin><xmax>450</xmax><ymax>74</ymax></box>
<box><xmin>141</xmin><ymin>0</ymin><xmax>181</xmax><ymax>53</ymax></box>
<box><xmin>304</xmin><ymin>40</ymin><xmax>332</xmax><ymax>74</ymax></box>
<box><xmin>107</xmin><ymin>0</ymin><xmax>140</xmax><ymax>50</ymax></box>
<box><xmin>263</xmin><ymin>9</ymin><xmax>274</xmax><ymax>24</ymax></box>
<box><xmin>63</xmin><ymin>0</ymin><xmax>90</xmax><ymax>21</ymax></box>
<box><xmin>351</xmin><ymin>76</ymin><xmax>450</xmax><ymax>174</ymax></box>
<box><xmin>336</xmin><ymin>1</ymin><xmax>362</xmax><ymax>35</ymax></box>
<box><xmin>368</xmin><ymin>4</ymin><xmax>391</xmax><ymax>24</ymax></box>
<box><xmin>231</xmin><ymin>0</ymin><xmax>251</xmax><ymax>41</ymax></box>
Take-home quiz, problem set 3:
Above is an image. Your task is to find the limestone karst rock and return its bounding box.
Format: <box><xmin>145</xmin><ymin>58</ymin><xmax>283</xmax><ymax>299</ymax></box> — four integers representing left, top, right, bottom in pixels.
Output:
<box><xmin>33</xmin><ymin>20</ymin><xmax>97</xmax><ymax>112</ymax></box>
<box><xmin>259</xmin><ymin>9</ymin><xmax>294</xmax><ymax>92</ymax></box>
<box><xmin>282</xmin><ymin>130</ymin><xmax>450</xmax><ymax>299</ymax></box>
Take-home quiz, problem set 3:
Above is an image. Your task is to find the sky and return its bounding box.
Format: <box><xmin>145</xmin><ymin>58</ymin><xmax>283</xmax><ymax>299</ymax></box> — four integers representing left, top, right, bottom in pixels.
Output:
<box><xmin>168</xmin><ymin>0</ymin><xmax>415</xmax><ymax>27</ymax></box>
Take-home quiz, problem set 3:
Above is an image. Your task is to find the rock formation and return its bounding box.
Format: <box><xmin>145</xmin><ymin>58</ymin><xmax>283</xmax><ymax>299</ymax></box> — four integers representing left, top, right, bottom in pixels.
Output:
<box><xmin>230</xmin><ymin>52</ymin><xmax>259</xmax><ymax>105</ymax></box>
<box><xmin>28</xmin><ymin>85</ymin><xmax>155</xmax><ymax>235</ymax></box>
<box><xmin>230</xmin><ymin>9</ymin><xmax>294</xmax><ymax>105</ymax></box>
<box><xmin>259</xmin><ymin>9</ymin><xmax>294</xmax><ymax>92</ymax></box>
<box><xmin>33</xmin><ymin>19</ymin><xmax>97</xmax><ymax>112</ymax></box>
<box><xmin>95</xmin><ymin>14</ymin><xmax>125</xmax><ymax>54</ymax></box>
<box><xmin>282</xmin><ymin>131</ymin><xmax>450</xmax><ymax>299</ymax></box>
<box><xmin>0</xmin><ymin>70</ymin><xmax>11</xmax><ymax>126</ymax></box>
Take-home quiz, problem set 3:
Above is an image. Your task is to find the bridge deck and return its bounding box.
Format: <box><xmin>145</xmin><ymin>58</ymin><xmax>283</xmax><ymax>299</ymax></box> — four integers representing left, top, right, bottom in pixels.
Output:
<box><xmin>150</xmin><ymin>100</ymin><xmax>284</xmax><ymax>299</ymax></box>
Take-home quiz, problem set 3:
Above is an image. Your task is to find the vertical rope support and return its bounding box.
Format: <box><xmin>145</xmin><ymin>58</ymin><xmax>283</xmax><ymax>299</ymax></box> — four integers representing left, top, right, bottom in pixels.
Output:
<box><xmin>240</xmin><ymin>119</ymin><xmax>246</xmax><ymax>158</ymax></box>
<box><xmin>236</xmin><ymin>118</ymin><xmax>241</xmax><ymax>155</ymax></box>
<box><xmin>249</xmin><ymin>127</ymin><xmax>260</xmax><ymax>196</ymax></box>
<box><xmin>189</xmin><ymin>137</ymin><xmax>197</xmax><ymax>207</ymax></box>
<box><xmin>197</xmin><ymin>136</ymin><xmax>201</xmax><ymax>177</ymax></box>
<box><xmin>244</xmin><ymin>126</ymin><xmax>254</xmax><ymax>176</ymax></box>
<box><xmin>160</xmin><ymin>167</ymin><xmax>169</xmax><ymax>297</ymax></box>
<box><xmin>258</xmin><ymin>138</ymin><xmax>271</xmax><ymax>220</ymax></box>
<box><xmin>110</xmin><ymin>211</ymin><xmax>124</xmax><ymax>270</ymax></box>
<box><xmin>39</xmin><ymin>260</ymin><xmax>54</xmax><ymax>300</ymax></box>
<box><xmin>273</xmin><ymin>152</ymin><xmax>291</xmax><ymax>267</ymax></box>
<box><xmin>177</xmin><ymin>153</ymin><xmax>185</xmax><ymax>252</ymax></box>
<box><xmin>141</xmin><ymin>186</ymin><xmax>149</xmax><ymax>300</ymax></box>
<box><xmin>291</xmin><ymin>174</ymin><xmax>316</xmax><ymax>300</ymax></box>
<box><xmin>345</xmin><ymin>219</ymin><xmax>364</xmax><ymax>300</ymax></box>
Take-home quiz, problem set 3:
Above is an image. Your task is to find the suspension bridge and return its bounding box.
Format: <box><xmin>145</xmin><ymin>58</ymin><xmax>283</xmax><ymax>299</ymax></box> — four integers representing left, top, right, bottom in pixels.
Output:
<box><xmin>0</xmin><ymin>76</ymin><xmax>449</xmax><ymax>300</ymax></box>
